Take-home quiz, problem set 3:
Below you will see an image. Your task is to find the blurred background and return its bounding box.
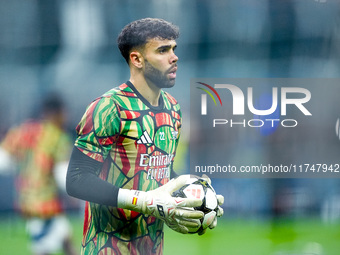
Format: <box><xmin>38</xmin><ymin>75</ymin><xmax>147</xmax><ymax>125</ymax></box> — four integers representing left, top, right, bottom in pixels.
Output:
<box><xmin>0</xmin><ymin>0</ymin><xmax>340</xmax><ymax>254</ymax></box>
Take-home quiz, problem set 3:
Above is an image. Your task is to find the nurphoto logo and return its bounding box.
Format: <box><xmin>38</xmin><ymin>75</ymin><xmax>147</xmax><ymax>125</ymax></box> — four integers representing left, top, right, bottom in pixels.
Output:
<box><xmin>191</xmin><ymin>79</ymin><xmax>340</xmax><ymax>178</ymax></box>
<box><xmin>196</xmin><ymin>82</ymin><xmax>312</xmax><ymax>128</ymax></box>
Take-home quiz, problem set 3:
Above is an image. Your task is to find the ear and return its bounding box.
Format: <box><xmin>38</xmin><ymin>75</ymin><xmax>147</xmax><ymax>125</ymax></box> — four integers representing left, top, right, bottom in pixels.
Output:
<box><xmin>129</xmin><ymin>51</ymin><xmax>143</xmax><ymax>69</ymax></box>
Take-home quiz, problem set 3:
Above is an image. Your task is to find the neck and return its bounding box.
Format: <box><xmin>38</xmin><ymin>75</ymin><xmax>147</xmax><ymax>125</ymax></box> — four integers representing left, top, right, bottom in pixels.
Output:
<box><xmin>129</xmin><ymin>73</ymin><xmax>161</xmax><ymax>107</ymax></box>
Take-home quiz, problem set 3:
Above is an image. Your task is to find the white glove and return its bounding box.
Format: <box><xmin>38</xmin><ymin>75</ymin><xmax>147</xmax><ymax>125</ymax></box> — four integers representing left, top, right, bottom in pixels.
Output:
<box><xmin>203</xmin><ymin>194</ymin><xmax>224</xmax><ymax>232</ymax></box>
<box><xmin>0</xmin><ymin>147</ymin><xmax>15</xmax><ymax>174</ymax></box>
<box><xmin>197</xmin><ymin>175</ymin><xmax>224</xmax><ymax>235</ymax></box>
<box><xmin>53</xmin><ymin>161</ymin><xmax>69</xmax><ymax>192</ymax></box>
<box><xmin>117</xmin><ymin>175</ymin><xmax>204</xmax><ymax>234</ymax></box>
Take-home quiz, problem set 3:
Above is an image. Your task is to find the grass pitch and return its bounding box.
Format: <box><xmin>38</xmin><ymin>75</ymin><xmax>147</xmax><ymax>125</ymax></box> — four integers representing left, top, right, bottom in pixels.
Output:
<box><xmin>0</xmin><ymin>215</ymin><xmax>339</xmax><ymax>255</ymax></box>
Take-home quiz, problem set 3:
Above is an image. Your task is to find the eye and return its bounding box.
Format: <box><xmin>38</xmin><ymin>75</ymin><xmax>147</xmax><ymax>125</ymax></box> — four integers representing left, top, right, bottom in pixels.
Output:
<box><xmin>159</xmin><ymin>48</ymin><xmax>168</xmax><ymax>54</ymax></box>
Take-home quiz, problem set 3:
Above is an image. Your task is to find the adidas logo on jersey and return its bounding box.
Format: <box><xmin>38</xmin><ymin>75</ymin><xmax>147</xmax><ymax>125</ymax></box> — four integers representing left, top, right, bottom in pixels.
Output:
<box><xmin>137</xmin><ymin>130</ymin><xmax>153</xmax><ymax>144</ymax></box>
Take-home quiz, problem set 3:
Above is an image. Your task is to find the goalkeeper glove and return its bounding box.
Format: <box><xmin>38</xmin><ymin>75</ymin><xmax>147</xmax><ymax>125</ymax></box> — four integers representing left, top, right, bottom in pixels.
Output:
<box><xmin>117</xmin><ymin>175</ymin><xmax>204</xmax><ymax>234</ymax></box>
<box><xmin>197</xmin><ymin>175</ymin><xmax>224</xmax><ymax>236</ymax></box>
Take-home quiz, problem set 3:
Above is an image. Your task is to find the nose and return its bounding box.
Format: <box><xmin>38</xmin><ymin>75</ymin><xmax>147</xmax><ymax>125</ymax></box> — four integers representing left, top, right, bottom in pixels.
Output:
<box><xmin>170</xmin><ymin>51</ymin><xmax>178</xmax><ymax>64</ymax></box>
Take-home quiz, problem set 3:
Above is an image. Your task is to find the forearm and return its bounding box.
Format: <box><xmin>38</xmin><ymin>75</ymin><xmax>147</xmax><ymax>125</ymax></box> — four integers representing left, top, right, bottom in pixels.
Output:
<box><xmin>66</xmin><ymin>147</ymin><xmax>119</xmax><ymax>207</ymax></box>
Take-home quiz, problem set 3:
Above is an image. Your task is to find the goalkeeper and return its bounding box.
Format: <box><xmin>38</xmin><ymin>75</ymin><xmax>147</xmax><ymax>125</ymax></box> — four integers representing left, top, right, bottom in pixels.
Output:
<box><xmin>66</xmin><ymin>18</ymin><xmax>223</xmax><ymax>255</ymax></box>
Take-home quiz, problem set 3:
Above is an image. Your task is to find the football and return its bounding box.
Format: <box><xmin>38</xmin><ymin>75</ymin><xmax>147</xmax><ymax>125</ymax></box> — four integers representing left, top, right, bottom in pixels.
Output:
<box><xmin>172</xmin><ymin>177</ymin><xmax>218</xmax><ymax>233</ymax></box>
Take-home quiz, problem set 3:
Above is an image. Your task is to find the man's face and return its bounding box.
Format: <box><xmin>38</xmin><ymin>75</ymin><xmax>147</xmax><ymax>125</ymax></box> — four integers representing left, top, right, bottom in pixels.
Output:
<box><xmin>142</xmin><ymin>38</ymin><xmax>178</xmax><ymax>88</ymax></box>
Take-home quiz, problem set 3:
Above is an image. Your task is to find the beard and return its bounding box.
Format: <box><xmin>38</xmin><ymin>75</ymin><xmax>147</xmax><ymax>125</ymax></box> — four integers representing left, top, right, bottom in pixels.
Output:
<box><xmin>144</xmin><ymin>60</ymin><xmax>176</xmax><ymax>89</ymax></box>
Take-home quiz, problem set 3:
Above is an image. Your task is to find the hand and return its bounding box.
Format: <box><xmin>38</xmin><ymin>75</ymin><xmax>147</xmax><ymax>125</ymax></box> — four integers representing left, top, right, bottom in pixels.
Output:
<box><xmin>117</xmin><ymin>175</ymin><xmax>204</xmax><ymax>234</ymax></box>
<box><xmin>197</xmin><ymin>175</ymin><xmax>224</xmax><ymax>235</ymax></box>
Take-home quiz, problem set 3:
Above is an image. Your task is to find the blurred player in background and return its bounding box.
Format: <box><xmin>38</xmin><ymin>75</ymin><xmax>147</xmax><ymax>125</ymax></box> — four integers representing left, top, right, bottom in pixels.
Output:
<box><xmin>0</xmin><ymin>93</ymin><xmax>77</xmax><ymax>255</ymax></box>
<box><xmin>66</xmin><ymin>18</ymin><xmax>223</xmax><ymax>255</ymax></box>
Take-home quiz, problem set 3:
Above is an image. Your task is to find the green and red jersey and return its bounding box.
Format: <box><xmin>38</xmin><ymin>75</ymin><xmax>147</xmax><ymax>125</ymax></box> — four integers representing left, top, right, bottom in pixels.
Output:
<box><xmin>1</xmin><ymin>121</ymin><xmax>71</xmax><ymax>218</ymax></box>
<box><xmin>75</xmin><ymin>82</ymin><xmax>182</xmax><ymax>255</ymax></box>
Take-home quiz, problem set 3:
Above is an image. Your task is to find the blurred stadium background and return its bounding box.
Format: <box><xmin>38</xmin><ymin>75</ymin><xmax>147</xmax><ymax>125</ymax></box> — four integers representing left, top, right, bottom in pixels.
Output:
<box><xmin>0</xmin><ymin>0</ymin><xmax>340</xmax><ymax>254</ymax></box>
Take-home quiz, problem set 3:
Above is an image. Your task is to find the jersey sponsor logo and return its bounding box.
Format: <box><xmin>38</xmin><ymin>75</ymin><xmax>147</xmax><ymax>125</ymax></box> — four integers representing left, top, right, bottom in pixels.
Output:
<box><xmin>147</xmin><ymin>167</ymin><xmax>170</xmax><ymax>180</ymax></box>
<box><xmin>139</xmin><ymin>153</ymin><xmax>174</xmax><ymax>180</ymax></box>
<box><xmin>137</xmin><ymin>130</ymin><xmax>153</xmax><ymax>144</ymax></box>
<box><xmin>139</xmin><ymin>154</ymin><xmax>174</xmax><ymax>167</ymax></box>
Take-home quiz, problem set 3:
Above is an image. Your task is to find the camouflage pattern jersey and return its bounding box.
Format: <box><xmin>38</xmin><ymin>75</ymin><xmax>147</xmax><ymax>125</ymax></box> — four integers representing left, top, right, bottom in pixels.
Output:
<box><xmin>74</xmin><ymin>81</ymin><xmax>182</xmax><ymax>255</ymax></box>
<box><xmin>1</xmin><ymin>120</ymin><xmax>71</xmax><ymax>218</ymax></box>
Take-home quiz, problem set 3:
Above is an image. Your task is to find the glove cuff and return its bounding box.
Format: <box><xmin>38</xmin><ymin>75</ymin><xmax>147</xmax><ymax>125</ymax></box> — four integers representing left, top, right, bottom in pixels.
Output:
<box><xmin>117</xmin><ymin>189</ymin><xmax>146</xmax><ymax>212</ymax></box>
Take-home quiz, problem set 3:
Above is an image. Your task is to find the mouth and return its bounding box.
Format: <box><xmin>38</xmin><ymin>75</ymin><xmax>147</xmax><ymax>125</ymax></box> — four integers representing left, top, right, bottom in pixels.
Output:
<box><xmin>168</xmin><ymin>66</ymin><xmax>177</xmax><ymax>79</ymax></box>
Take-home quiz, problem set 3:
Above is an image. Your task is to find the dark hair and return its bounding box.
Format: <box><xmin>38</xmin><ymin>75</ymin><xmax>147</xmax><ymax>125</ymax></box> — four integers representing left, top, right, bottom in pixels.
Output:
<box><xmin>117</xmin><ymin>18</ymin><xmax>179</xmax><ymax>64</ymax></box>
<box><xmin>42</xmin><ymin>92</ymin><xmax>64</xmax><ymax>115</ymax></box>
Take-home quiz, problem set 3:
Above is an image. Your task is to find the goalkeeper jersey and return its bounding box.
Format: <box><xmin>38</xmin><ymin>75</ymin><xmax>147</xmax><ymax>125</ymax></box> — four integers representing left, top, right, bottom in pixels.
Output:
<box><xmin>1</xmin><ymin>121</ymin><xmax>71</xmax><ymax>218</ymax></box>
<box><xmin>74</xmin><ymin>81</ymin><xmax>182</xmax><ymax>255</ymax></box>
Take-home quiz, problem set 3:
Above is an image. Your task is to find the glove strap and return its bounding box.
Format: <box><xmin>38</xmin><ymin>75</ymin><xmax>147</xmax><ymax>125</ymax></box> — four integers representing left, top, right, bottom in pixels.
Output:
<box><xmin>117</xmin><ymin>189</ymin><xmax>146</xmax><ymax>212</ymax></box>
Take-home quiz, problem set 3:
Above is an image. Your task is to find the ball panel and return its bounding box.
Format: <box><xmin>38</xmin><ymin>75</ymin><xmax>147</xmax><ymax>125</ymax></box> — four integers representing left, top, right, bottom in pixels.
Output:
<box><xmin>183</xmin><ymin>184</ymin><xmax>205</xmax><ymax>200</ymax></box>
<box><xmin>205</xmin><ymin>188</ymin><xmax>218</xmax><ymax>210</ymax></box>
<box><xmin>171</xmin><ymin>177</ymin><xmax>219</xmax><ymax>234</ymax></box>
<box><xmin>202</xmin><ymin>211</ymin><xmax>216</xmax><ymax>229</ymax></box>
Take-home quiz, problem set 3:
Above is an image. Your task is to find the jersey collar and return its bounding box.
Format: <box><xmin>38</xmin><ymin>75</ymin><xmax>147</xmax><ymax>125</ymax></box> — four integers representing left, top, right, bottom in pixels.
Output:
<box><xmin>126</xmin><ymin>81</ymin><xmax>165</xmax><ymax>111</ymax></box>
